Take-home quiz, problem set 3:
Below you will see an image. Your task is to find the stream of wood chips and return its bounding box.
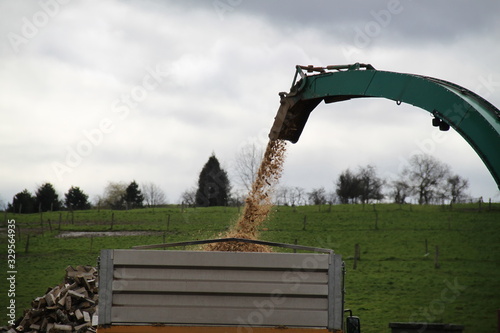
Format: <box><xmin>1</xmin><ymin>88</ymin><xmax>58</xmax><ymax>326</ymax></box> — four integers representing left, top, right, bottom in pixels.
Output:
<box><xmin>205</xmin><ymin>139</ymin><xmax>288</xmax><ymax>252</ymax></box>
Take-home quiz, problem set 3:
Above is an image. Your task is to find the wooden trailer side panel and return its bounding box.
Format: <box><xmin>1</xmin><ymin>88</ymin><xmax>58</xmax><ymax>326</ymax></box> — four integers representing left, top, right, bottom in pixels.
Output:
<box><xmin>98</xmin><ymin>249</ymin><xmax>343</xmax><ymax>331</ymax></box>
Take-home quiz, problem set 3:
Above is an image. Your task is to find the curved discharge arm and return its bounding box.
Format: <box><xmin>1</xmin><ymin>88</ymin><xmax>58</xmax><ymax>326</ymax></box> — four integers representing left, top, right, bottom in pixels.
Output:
<box><xmin>269</xmin><ymin>64</ymin><xmax>500</xmax><ymax>189</ymax></box>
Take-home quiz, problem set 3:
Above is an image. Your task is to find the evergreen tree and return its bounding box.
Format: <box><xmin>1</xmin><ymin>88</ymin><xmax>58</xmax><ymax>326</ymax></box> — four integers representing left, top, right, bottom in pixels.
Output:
<box><xmin>8</xmin><ymin>189</ymin><xmax>36</xmax><ymax>213</ymax></box>
<box><xmin>65</xmin><ymin>186</ymin><xmax>91</xmax><ymax>210</ymax></box>
<box><xmin>35</xmin><ymin>183</ymin><xmax>61</xmax><ymax>212</ymax></box>
<box><xmin>195</xmin><ymin>154</ymin><xmax>231</xmax><ymax>207</ymax></box>
<box><xmin>124</xmin><ymin>180</ymin><xmax>144</xmax><ymax>209</ymax></box>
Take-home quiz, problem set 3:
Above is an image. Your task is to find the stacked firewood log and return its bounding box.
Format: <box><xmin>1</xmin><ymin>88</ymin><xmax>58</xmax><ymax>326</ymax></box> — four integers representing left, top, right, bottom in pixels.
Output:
<box><xmin>5</xmin><ymin>266</ymin><xmax>98</xmax><ymax>333</ymax></box>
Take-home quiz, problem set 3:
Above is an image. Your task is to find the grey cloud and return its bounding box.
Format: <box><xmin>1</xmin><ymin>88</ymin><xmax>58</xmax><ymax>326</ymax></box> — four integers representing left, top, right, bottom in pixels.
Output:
<box><xmin>0</xmin><ymin>0</ymin><xmax>498</xmax><ymax>203</ymax></box>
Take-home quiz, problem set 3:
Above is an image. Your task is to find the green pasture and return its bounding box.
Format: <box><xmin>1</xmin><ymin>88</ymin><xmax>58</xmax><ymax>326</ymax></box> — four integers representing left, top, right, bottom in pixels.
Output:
<box><xmin>1</xmin><ymin>203</ymin><xmax>499</xmax><ymax>332</ymax></box>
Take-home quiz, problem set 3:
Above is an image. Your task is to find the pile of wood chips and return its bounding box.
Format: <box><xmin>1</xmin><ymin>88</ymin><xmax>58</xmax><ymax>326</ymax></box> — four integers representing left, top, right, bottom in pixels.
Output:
<box><xmin>6</xmin><ymin>266</ymin><xmax>98</xmax><ymax>333</ymax></box>
<box><xmin>204</xmin><ymin>232</ymin><xmax>272</xmax><ymax>252</ymax></box>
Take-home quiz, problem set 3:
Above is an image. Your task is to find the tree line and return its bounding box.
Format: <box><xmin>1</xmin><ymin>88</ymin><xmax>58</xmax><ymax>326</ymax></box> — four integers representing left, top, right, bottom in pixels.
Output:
<box><xmin>4</xmin><ymin>147</ymin><xmax>473</xmax><ymax>213</ymax></box>
<box><xmin>274</xmin><ymin>154</ymin><xmax>470</xmax><ymax>206</ymax></box>
<box><xmin>6</xmin><ymin>181</ymin><xmax>165</xmax><ymax>214</ymax></box>
<box><xmin>182</xmin><ymin>148</ymin><xmax>471</xmax><ymax>207</ymax></box>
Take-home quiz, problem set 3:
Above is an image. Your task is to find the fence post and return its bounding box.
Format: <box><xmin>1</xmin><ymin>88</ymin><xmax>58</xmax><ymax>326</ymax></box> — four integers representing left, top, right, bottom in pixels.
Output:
<box><xmin>302</xmin><ymin>215</ymin><xmax>307</xmax><ymax>231</ymax></box>
<box><xmin>353</xmin><ymin>244</ymin><xmax>360</xmax><ymax>270</ymax></box>
<box><xmin>497</xmin><ymin>308</ymin><xmax>499</xmax><ymax>333</ymax></box>
<box><xmin>25</xmin><ymin>235</ymin><xmax>30</xmax><ymax>253</ymax></box>
<box><xmin>16</xmin><ymin>224</ymin><xmax>21</xmax><ymax>242</ymax></box>
<box><xmin>434</xmin><ymin>245</ymin><xmax>440</xmax><ymax>269</ymax></box>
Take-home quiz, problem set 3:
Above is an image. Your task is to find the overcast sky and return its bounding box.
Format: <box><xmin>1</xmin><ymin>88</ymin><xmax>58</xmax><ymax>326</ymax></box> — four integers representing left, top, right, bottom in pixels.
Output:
<box><xmin>1</xmin><ymin>0</ymin><xmax>499</xmax><ymax>206</ymax></box>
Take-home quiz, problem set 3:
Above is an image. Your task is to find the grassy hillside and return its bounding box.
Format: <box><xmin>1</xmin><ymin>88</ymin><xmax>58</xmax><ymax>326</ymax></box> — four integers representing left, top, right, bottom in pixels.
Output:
<box><xmin>1</xmin><ymin>203</ymin><xmax>499</xmax><ymax>332</ymax></box>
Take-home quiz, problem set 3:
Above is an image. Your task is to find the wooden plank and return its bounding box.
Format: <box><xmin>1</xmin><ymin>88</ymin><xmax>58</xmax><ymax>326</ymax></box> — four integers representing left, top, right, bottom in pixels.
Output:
<box><xmin>111</xmin><ymin>306</ymin><xmax>328</xmax><ymax>327</ymax></box>
<box><xmin>114</xmin><ymin>267</ymin><xmax>328</xmax><ymax>283</ymax></box>
<box><xmin>112</xmin><ymin>293</ymin><xmax>328</xmax><ymax>310</ymax></box>
<box><xmin>112</xmin><ymin>279</ymin><xmax>328</xmax><ymax>296</ymax></box>
<box><xmin>113</xmin><ymin>250</ymin><xmax>330</xmax><ymax>270</ymax></box>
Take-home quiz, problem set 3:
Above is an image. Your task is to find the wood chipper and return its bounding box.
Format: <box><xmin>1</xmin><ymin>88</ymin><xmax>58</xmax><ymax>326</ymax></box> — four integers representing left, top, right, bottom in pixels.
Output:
<box><xmin>97</xmin><ymin>238</ymin><xmax>360</xmax><ymax>333</ymax></box>
<box><xmin>268</xmin><ymin>63</ymin><xmax>500</xmax><ymax>189</ymax></box>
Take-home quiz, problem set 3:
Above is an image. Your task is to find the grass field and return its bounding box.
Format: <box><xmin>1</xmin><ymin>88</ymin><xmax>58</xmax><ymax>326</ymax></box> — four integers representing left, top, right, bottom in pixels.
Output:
<box><xmin>1</xmin><ymin>203</ymin><xmax>499</xmax><ymax>332</ymax></box>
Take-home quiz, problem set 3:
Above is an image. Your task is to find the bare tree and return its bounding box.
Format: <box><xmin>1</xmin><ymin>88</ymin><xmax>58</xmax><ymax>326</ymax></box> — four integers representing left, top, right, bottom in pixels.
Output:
<box><xmin>276</xmin><ymin>186</ymin><xmax>290</xmax><ymax>205</ymax></box>
<box><xmin>233</xmin><ymin>143</ymin><xmax>264</xmax><ymax>192</ymax></box>
<box><xmin>297</xmin><ymin>187</ymin><xmax>307</xmax><ymax>206</ymax></box>
<box><xmin>446</xmin><ymin>175</ymin><xmax>470</xmax><ymax>204</ymax></box>
<box><xmin>357</xmin><ymin>165</ymin><xmax>385</xmax><ymax>204</ymax></box>
<box><xmin>308</xmin><ymin>187</ymin><xmax>327</xmax><ymax>205</ymax></box>
<box><xmin>180</xmin><ymin>187</ymin><xmax>197</xmax><ymax>206</ymax></box>
<box><xmin>390</xmin><ymin>179</ymin><xmax>411</xmax><ymax>204</ymax></box>
<box><xmin>326</xmin><ymin>190</ymin><xmax>338</xmax><ymax>205</ymax></box>
<box><xmin>229</xmin><ymin>190</ymin><xmax>245</xmax><ymax>207</ymax></box>
<box><xmin>289</xmin><ymin>186</ymin><xmax>306</xmax><ymax>206</ymax></box>
<box><xmin>142</xmin><ymin>182</ymin><xmax>167</xmax><ymax>207</ymax></box>
<box><xmin>93</xmin><ymin>195</ymin><xmax>105</xmax><ymax>209</ymax></box>
<box><xmin>402</xmin><ymin>154</ymin><xmax>451</xmax><ymax>205</ymax></box>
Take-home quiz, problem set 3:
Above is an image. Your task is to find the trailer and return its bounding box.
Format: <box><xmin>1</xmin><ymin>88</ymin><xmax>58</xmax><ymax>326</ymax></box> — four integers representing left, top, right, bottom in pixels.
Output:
<box><xmin>97</xmin><ymin>238</ymin><xmax>358</xmax><ymax>333</ymax></box>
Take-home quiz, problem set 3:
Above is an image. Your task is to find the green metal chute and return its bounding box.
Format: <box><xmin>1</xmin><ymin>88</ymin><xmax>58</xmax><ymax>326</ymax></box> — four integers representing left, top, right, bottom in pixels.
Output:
<box><xmin>269</xmin><ymin>64</ymin><xmax>500</xmax><ymax>189</ymax></box>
